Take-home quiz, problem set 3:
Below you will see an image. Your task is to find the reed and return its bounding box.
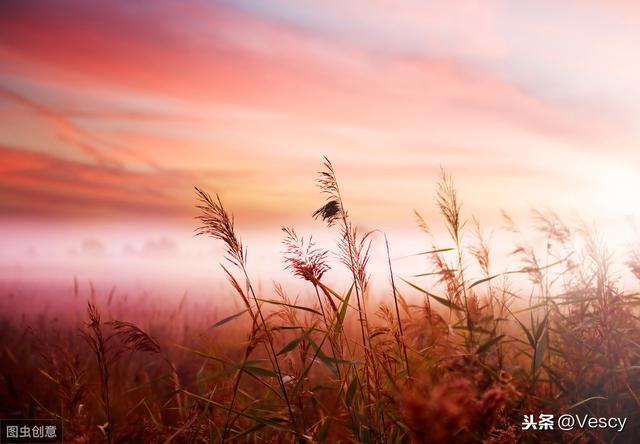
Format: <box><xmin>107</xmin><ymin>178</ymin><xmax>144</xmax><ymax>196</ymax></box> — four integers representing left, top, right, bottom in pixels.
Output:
<box><xmin>2</xmin><ymin>157</ymin><xmax>639</xmax><ymax>443</ymax></box>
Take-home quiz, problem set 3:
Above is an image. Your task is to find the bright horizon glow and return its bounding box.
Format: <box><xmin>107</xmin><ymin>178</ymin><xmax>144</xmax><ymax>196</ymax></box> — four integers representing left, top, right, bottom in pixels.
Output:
<box><xmin>592</xmin><ymin>164</ymin><xmax>640</xmax><ymax>218</ymax></box>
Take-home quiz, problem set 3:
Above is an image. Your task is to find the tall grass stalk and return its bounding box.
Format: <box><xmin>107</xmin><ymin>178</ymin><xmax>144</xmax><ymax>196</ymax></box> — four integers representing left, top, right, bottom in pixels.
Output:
<box><xmin>194</xmin><ymin>188</ymin><xmax>297</xmax><ymax>439</ymax></box>
<box><xmin>312</xmin><ymin>157</ymin><xmax>376</xmax><ymax>428</ymax></box>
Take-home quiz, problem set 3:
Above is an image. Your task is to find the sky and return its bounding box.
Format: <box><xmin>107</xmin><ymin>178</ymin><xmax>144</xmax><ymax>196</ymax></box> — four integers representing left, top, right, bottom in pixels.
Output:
<box><xmin>1</xmin><ymin>0</ymin><xmax>640</xmax><ymax>294</ymax></box>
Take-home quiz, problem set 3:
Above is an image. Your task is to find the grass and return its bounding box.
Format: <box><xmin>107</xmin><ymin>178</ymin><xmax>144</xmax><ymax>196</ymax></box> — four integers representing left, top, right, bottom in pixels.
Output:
<box><xmin>1</xmin><ymin>157</ymin><xmax>640</xmax><ymax>443</ymax></box>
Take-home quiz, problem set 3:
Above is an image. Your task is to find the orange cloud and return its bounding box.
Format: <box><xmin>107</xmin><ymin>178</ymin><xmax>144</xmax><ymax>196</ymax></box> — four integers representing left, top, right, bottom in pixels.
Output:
<box><xmin>0</xmin><ymin>145</ymin><xmax>193</xmax><ymax>218</ymax></box>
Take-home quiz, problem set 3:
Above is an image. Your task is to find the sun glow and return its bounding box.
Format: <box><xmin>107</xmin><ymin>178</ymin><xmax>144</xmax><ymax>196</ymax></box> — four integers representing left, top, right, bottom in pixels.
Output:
<box><xmin>592</xmin><ymin>164</ymin><xmax>640</xmax><ymax>218</ymax></box>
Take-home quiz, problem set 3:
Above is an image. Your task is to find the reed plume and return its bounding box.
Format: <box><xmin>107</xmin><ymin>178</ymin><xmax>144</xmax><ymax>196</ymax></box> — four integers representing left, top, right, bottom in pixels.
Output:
<box><xmin>194</xmin><ymin>186</ymin><xmax>297</xmax><ymax>440</ymax></box>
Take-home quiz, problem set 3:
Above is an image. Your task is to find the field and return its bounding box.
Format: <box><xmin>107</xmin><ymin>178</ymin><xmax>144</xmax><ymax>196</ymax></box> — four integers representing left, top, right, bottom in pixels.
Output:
<box><xmin>1</xmin><ymin>159</ymin><xmax>639</xmax><ymax>443</ymax></box>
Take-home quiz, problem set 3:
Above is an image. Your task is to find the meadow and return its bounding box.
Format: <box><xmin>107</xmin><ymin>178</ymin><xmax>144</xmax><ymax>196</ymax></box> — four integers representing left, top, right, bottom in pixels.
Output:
<box><xmin>1</xmin><ymin>158</ymin><xmax>639</xmax><ymax>443</ymax></box>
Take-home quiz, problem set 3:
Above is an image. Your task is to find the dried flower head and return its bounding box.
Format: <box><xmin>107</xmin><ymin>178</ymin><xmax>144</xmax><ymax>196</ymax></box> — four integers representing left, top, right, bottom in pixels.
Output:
<box><xmin>282</xmin><ymin>227</ymin><xmax>330</xmax><ymax>283</ymax></box>
<box><xmin>313</xmin><ymin>157</ymin><xmax>344</xmax><ymax>226</ymax></box>
<box><xmin>436</xmin><ymin>168</ymin><xmax>465</xmax><ymax>245</ymax></box>
<box><xmin>194</xmin><ymin>187</ymin><xmax>245</xmax><ymax>268</ymax></box>
<box><xmin>627</xmin><ymin>247</ymin><xmax>640</xmax><ymax>281</ymax></box>
<box><xmin>108</xmin><ymin>321</ymin><xmax>161</xmax><ymax>354</ymax></box>
<box><xmin>338</xmin><ymin>225</ymin><xmax>373</xmax><ymax>293</ymax></box>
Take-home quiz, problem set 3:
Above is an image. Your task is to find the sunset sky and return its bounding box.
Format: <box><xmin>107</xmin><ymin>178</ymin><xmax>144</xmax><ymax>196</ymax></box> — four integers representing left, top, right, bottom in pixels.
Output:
<box><xmin>2</xmin><ymin>1</ymin><xmax>640</xmax><ymax>291</ymax></box>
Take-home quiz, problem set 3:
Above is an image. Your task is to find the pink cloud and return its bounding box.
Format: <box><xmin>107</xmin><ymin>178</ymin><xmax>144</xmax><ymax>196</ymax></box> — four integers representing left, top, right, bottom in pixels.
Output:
<box><xmin>0</xmin><ymin>0</ymin><xmax>610</xmax><ymax>142</ymax></box>
<box><xmin>0</xmin><ymin>0</ymin><xmax>634</xmax><ymax>227</ymax></box>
